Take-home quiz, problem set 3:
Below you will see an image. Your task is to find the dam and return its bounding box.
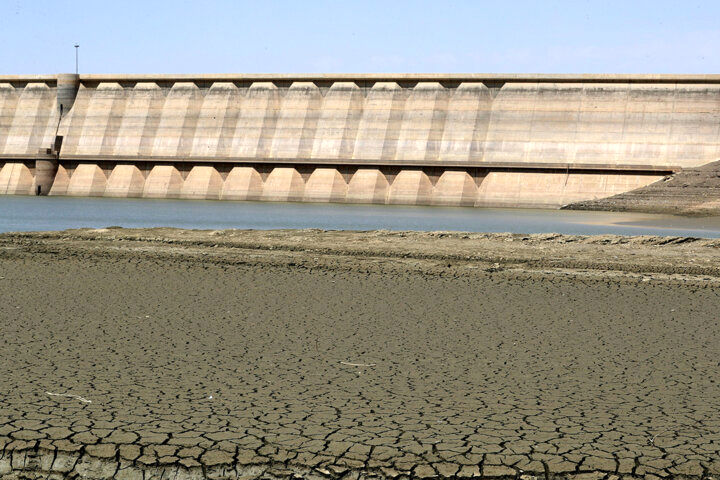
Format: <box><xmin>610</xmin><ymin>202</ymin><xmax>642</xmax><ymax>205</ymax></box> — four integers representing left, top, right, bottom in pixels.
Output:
<box><xmin>1</xmin><ymin>73</ymin><xmax>719</xmax><ymax>208</ymax></box>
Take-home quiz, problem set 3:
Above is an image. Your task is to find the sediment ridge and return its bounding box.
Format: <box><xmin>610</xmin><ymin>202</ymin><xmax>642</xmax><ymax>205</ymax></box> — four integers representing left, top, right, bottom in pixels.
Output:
<box><xmin>6</xmin><ymin>227</ymin><xmax>720</xmax><ymax>279</ymax></box>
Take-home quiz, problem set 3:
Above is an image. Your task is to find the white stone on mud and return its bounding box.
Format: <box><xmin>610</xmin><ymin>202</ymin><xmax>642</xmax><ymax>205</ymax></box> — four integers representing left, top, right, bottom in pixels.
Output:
<box><xmin>73</xmin><ymin>455</ymin><xmax>118</xmax><ymax>479</ymax></box>
<box><xmin>51</xmin><ymin>451</ymin><xmax>81</xmax><ymax>472</ymax></box>
<box><xmin>0</xmin><ymin>457</ymin><xmax>10</xmax><ymax>475</ymax></box>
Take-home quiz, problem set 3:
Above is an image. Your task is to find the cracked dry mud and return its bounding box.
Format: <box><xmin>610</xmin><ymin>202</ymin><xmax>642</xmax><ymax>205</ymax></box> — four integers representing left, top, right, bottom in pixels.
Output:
<box><xmin>1</xmin><ymin>228</ymin><xmax>720</xmax><ymax>480</ymax></box>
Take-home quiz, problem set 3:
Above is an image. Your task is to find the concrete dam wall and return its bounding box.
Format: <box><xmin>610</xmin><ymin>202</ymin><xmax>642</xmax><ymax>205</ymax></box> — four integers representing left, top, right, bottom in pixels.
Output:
<box><xmin>1</xmin><ymin>73</ymin><xmax>719</xmax><ymax>207</ymax></box>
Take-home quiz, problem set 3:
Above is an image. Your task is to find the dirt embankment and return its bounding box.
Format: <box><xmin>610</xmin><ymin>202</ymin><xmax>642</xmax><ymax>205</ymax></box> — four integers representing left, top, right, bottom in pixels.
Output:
<box><xmin>565</xmin><ymin>160</ymin><xmax>720</xmax><ymax>215</ymax></box>
<box><xmin>4</xmin><ymin>227</ymin><xmax>720</xmax><ymax>281</ymax></box>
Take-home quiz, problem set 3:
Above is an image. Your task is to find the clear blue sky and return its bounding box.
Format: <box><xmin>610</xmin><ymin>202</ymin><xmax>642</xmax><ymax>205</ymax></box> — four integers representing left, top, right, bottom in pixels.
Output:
<box><xmin>1</xmin><ymin>0</ymin><xmax>718</xmax><ymax>74</ymax></box>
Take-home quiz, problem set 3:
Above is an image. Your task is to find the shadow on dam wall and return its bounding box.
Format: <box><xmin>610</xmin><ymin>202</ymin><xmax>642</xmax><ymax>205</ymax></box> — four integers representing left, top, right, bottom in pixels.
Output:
<box><xmin>1</xmin><ymin>73</ymin><xmax>719</xmax><ymax>208</ymax></box>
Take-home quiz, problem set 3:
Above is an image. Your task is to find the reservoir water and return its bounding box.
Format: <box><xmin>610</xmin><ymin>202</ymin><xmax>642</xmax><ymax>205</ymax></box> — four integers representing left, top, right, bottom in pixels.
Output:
<box><xmin>3</xmin><ymin>195</ymin><xmax>720</xmax><ymax>238</ymax></box>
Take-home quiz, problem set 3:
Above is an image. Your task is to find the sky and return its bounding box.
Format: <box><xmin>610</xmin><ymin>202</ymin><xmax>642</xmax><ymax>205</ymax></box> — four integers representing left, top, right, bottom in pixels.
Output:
<box><xmin>0</xmin><ymin>0</ymin><xmax>718</xmax><ymax>75</ymax></box>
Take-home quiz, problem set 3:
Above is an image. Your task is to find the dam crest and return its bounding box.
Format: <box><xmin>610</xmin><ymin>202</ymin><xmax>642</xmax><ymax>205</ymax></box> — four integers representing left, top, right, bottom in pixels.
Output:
<box><xmin>1</xmin><ymin>73</ymin><xmax>719</xmax><ymax>207</ymax></box>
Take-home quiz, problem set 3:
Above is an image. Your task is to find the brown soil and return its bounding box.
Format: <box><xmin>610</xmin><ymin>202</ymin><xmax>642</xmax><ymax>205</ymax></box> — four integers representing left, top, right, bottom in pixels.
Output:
<box><xmin>1</xmin><ymin>228</ymin><xmax>720</xmax><ymax>480</ymax></box>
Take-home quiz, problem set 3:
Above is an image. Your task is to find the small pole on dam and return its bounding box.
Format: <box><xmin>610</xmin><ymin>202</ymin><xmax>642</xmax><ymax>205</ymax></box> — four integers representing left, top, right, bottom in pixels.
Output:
<box><xmin>74</xmin><ymin>44</ymin><xmax>79</xmax><ymax>74</ymax></box>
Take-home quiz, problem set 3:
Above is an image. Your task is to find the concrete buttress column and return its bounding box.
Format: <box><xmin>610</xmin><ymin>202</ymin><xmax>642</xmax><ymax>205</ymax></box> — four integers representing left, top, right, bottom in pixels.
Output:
<box><xmin>56</xmin><ymin>74</ymin><xmax>80</xmax><ymax>116</ymax></box>
<box><xmin>33</xmin><ymin>159</ymin><xmax>57</xmax><ymax>195</ymax></box>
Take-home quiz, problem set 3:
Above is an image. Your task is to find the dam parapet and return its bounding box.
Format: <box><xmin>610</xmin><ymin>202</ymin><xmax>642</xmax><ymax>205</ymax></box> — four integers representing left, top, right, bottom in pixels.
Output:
<box><xmin>1</xmin><ymin>74</ymin><xmax>719</xmax><ymax>207</ymax></box>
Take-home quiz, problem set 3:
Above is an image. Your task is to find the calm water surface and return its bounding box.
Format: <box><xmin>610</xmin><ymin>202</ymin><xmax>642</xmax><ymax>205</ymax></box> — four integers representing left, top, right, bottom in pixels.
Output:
<box><xmin>3</xmin><ymin>196</ymin><xmax>720</xmax><ymax>238</ymax></box>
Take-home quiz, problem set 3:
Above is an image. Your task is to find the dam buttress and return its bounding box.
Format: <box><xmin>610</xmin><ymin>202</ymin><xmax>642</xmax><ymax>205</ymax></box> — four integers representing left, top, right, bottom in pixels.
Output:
<box><xmin>1</xmin><ymin>73</ymin><xmax>719</xmax><ymax>208</ymax></box>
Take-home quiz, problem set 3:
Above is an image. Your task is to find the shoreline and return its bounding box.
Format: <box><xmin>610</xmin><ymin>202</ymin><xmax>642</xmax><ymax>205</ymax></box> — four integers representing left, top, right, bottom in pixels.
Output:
<box><xmin>6</xmin><ymin>196</ymin><xmax>720</xmax><ymax>239</ymax></box>
<box><xmin>4</xmin><ymin>227</ymin><xmax>720</xmax><ymax>281</ymax></box>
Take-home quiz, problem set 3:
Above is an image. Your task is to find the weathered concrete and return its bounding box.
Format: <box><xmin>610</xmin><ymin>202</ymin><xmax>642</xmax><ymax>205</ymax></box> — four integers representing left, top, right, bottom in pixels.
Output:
<box><xmin>33</xmin><ymin>159</ymin><xmax>57</xmax><ymax>195</ymax></box>
<box><xmin>566</xmin><ymin>159</ymin><xmax>720</xmax><ymax>215</ymax></box>
<box><xmin>0</xmin><ymin>162</ymin><xmax>34</xmax><ymax>195</ymax></box>
<box><xmin>311</xmin><ymin>82</ymin><xmax>363</xmax><ymax>159</ymax></box>
<box><xmin>56</xmin><ymin>73</ymin><xmax>80</xmax><ymax>115</ymax></box>
<box><xmin>104</xmin><ymin>164</ymin><xmax>145</xmax><ymax>197</ymax></box>
<box><xmin>48</xmin><ymin>164</ymin><xmax>70</xmax><ymax>196</ymax></box>
<box><xmin>476</xmin><ymin>171</ymin><xmax>665</xmax><ymax>208</ymax></box>
<box><xmin>220</xmin><ymin>166</ymin><xmax>263</xmax><ymax>200</ymax></box>
<box><xmin>143</xmin><ymin>165</ymin><xmax>183</xmax><ymax>198</ymax></box>
<box><xmin>303</xmin><ymin>167</ymin><xmax>347</xmax><ymax>202</ymax></box>
<box><xmin>180</xmin><ymin>165</ymin><xmax>224</xmax><ymax>200</ymax></box>
<box><xmin>387</xmin><ymin>169</ymin><xmax>433</xmax><ymax>205</ymax></box>
<box><xmin>346</xmin><ymin>168</ymin><xmax>390</xmax><ymax>204</ymax></box>
<box><xmin>431</xmin><ymin>170</ymin><xmax>479</xmax><ymax>206</ymax></box>
<box><xmin>0</xmin><ymin>82</ymin><xmax>57</xmax><ymax>157</ymax></box>
<box><xmin>1</xmin><ymin>73</ymin><xmax>719</xmax><ymax>208</ymax></box>
<box><xmin>262</xmin><ymin>167</ymin><xmax>304</xmax><ymax>202</ymax></box>
<box><xmin>65</xmin><ymin>163</ymin><xmax>107</xmax><ymax>196</ymax></box>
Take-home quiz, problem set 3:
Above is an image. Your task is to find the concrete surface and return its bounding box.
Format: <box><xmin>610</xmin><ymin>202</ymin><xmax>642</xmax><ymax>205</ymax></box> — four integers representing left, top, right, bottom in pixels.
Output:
<box><xmin>566</xmin><ymin>160</ymin><xmax>720</xmax><ymax>215</ymax></box>
<box><xmin>220</xmin><ymin>166</ymin><xmax>263</xmax><ymax>201</ymax></box>
<box><xmin>104</xmin><ymin>164</ymin><xmax>145</xmax><ymax>198</ymax></box>
<box><xmin>0</xmin><ymin>163</ymin><xmax>34</xmax><ymax>195</ymax></box>
<box><xmin>0</xmin><ymin>74</ymin><xmax>719</xmax><ymax>208</ymax></box>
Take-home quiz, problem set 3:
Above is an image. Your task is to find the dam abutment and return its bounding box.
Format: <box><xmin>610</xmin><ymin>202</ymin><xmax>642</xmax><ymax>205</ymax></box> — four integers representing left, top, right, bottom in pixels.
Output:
<box><xmin>1</xmin><ymin>73</ymin><xmax>719</xmax><ymax>207</ymax></box>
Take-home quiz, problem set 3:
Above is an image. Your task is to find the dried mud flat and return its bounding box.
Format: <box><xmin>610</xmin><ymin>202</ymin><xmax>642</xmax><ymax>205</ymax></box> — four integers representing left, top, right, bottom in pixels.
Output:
<box><xmin>2</xmin><ymin>228</ymin><xmax>720</xmax><ymax>480</ymax></box>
